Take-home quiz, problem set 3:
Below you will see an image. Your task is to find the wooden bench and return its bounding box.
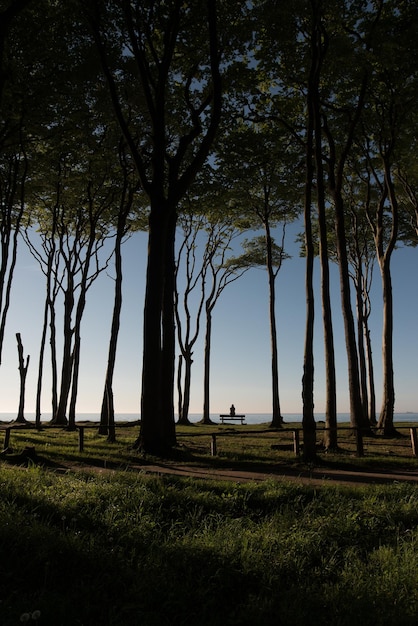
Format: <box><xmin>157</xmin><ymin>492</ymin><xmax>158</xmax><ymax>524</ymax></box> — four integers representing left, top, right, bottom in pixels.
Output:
<box><xmin>219</xmin><ymin>414</ymin><xmax>246</xmax><ymax>424</ymax></box>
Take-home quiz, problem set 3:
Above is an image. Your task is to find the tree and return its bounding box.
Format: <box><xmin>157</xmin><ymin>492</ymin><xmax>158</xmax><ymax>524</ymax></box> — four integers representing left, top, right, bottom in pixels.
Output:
<box><xmin>217</xmin><ymin>122</ymin><xmax>301</xmax><ymax>427</ymax></box>
<box><xmin>235</xmin><ymin>234</ymin><xmax>290</xmax><ymax>428</ymax></box>
<box><xmin>25</xmin><ymin>128</ymin><xmax>117</xmax><ymax>427</ymax></box>
<box><xmin>0</xmin><ymin>0</ymin><xmax>34</xmax><ymax>367</ymax></box>
<box><xmin>174</xmin><ymin>212</ymin><xmax>207</xmax><ymax>425</ymax></box>
<box><xmin>359</xmin><ymin>0</ymin><xmax>418</xmax><ymax>434</ymax></box>
<box><xmin>347</xmin><ymin>203</ymin><xmax>377</xmax><ymax>426</ymax></box>
<box><xmin>200</xmin><ymin>221</ymin><xmax>250</xmax><ymax>425</ymax></box>
<box><xmin>98</xmin><ymin>144</ymin><xmax>142</xmax><ymax>439</ymax></box>
<box><xmin>15</xmin><ymin>332</ymin><xmax>29</xmax><ymax>423</ymax></box>
<box><xmin>86</xmin><ymin>0</ymin><xmax>243</xmax><ymax>453</ymax></box>
<box><xmin>174</xmin><ymin>196</ymin><xmax>250</xmax><ymax>425</ymax></box>
<box><xmin>318</xmin><ymin>0</ymin><xmax>383</xmax><ymax>434</ymax></box>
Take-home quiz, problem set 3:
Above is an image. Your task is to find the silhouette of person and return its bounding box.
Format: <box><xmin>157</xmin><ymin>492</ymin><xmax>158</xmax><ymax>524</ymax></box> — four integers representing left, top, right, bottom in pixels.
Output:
<box><xmin>230</xmin><ymin>404</ymin><xmax>236</xmax><ymax>416</ymax></box>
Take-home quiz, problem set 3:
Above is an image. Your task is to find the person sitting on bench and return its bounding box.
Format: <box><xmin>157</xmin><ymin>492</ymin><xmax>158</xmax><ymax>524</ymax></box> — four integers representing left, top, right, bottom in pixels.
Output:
<box><xmin>230</xmin><ymin>404</ymin><xmax>236</xmax><ymax>416</ymax></box>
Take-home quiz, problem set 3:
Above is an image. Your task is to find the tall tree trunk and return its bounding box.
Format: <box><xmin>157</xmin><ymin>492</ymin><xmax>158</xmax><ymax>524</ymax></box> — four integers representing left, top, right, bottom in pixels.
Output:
<box><xmin>266</xmin><ymin>223</ymin><xmax>282</xmax><ymax>428</ymax></box>
<box><xmin>68</xmin><ymin>335</ymin><xmax>80</xmax><ymax>430</ymax></box>
<box><xmin>332</xmin><ymin>189</ymin><xmax>367</xmax><ymax>429</ymax></box>
<box><xmin>15</xmin><ymin>332</ymin><xmax>29</xmax><ymax>423</ymax></box>
<box><xmin>49</xmin><ymin>297</ymin><xmax>58</xmax><ymax>417</ymax></box>
<box><xmin>311</xmin><ymin>17</ymin><xmax>337</xmax><ymax>448</ymax></box>
<box><xmin>364</xmin><ymin>323</ymin><xmax>376</xmax><ymax>424</ymax></box>
<box><xmin>177</xmin><ymin>355</ymin><xmax>183</xmax><ymax>422</ymax></box>
<box><xmin>52</xmin><ymin>285</ymin><xmax>74</xmax><ymax>425</ymax></box>
<box><xmin>106</xmin><ymin>382</ymin><xmax>116</xmax><ymax>443</ymax></box>
<box><xmin>161</xmin><ymin>211</ymin><xmax>178</xmax><ymax>442</ymax></box>
<box><xmin>355</xmin><ymin>272</ymin><xmax>369</xmax><ymax>422</ymax></box>
<box><xmin>35</xmin><ymin>294</ymin><xmax>49</xmax><ymax>429</ymax></box>
<box><xmin>202</xmin><ymin>304</ymin><xmax>214</xmax><ymax>424</ymax></box>
<box><xmin>99</xmin><ymin>211</ymin><xmax>125</xmax><ymax>435</ymax></box>
<box><xmin>376</xmin><ymin>162</ymin><xmax>398</xmax><ymax>435</ymax></box>
<box><xmin>0</xmin><ymin>145</ymin><xmax>26</xmax><ymax>365</ymax></box>
<box><xmin>302</xmin><ymin>2</ymin><xmax>318</xmax><ymax>461</ymax></box>
<box><xmin>178</xmin><ymin>354</ymin><xmax>192</xmax><ymax>425</ymax></box>
<box><xmin>137</xmin><ymin>204</ymin><xmax>175</xmax><ymax>454</ymax></box>
<box><xmin>377</xmin><ymin>261</ymin><xmax>396</xmax><ymax>434</ymax></box>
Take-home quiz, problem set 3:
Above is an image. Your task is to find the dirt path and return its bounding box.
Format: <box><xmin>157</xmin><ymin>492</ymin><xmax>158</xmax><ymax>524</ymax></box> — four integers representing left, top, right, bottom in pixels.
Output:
<box><xmin>53</xmin><ymin>457</ymin><xmax>418</xmax><ymax>487</ymax></box>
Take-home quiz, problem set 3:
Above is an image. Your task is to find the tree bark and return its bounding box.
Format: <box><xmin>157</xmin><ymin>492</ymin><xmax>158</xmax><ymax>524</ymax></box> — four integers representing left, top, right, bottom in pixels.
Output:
<box><xmin>311</xmin><ymin>10</ymin><xmax>337</xmax><ymax>449</ymax></box>
<box><xmin>202</xmin><ymin>305</ymin><xmax>213</xmax><ymax>424</ymax></box>
<box><xmin>364</xmin><ymin>323</ymin><xmax>376</xmax><ymax>425</ymax></box>
<box><xmin>332</xmin><ymin>188</ymin><xmax>367</xmax><ymax>429</ymax></box>
<box><xmin>301</xmin><ymin>2</ymin><xmax>318</xmax><ymax>461</ymax></box>
<box><xmin>99</xmin><ymin>208</ymin><xmax>126</xmax><ymax>435</ymax></box>
<box><xmin>266</xmin><ymin>222</ymin><xmax>282</xmax><ymax>428</ymax></box>
<box><xmin>52</xmin><ymin>282</ymin><xmax>73</xmax><ymax>425</ymax></box>
<box><xmin>137</xmin><ymin>205</ymin><xmax>176</xmax><ymax>454</ymax></box>
<box><xmin>161</xmin><ymin>211</ymin><xmax>178</xmax><ymax>443</ymax></box>
<box><xmin>355</xmin><ymin>269</ymin><xmax>369</xmax><ymax>423</ymax></box>
<box><xmin>376</xmin><ymin>161</ymin><xmax>398</xmax><ymax>435</ymax></box>
<box><xmin>15</xmin><ymin>332</ymin><xmax>29</xmax><ymax>423</ymax></box>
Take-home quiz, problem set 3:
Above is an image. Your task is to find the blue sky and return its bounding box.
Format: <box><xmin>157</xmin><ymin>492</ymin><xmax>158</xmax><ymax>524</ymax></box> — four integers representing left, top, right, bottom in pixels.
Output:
<box><xmin>0</xmin><ymin>220</ymin><xmax>417</xmax><ymax>418</ymax></box>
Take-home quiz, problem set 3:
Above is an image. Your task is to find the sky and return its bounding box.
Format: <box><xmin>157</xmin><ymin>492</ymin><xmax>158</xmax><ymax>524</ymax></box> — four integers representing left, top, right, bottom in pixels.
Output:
<box><xmin>0</xmin><ymin>219</ymin><xmax>417</xmax><ymax>418</ymax></box>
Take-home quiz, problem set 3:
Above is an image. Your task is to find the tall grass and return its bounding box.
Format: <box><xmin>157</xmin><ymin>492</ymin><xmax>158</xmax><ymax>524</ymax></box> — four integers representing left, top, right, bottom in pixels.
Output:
<box><xmin>1</xmin><ymin>464</ymin><xmax>418</xmax><ymax>625</ymax></box>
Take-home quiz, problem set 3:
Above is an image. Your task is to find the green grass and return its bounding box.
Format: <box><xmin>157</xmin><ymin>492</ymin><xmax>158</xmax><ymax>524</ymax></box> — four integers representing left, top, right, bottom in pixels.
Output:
<box><xmin>1</xmin><ymin>466</ymin><xmax>418</xmax><ymax>625</ymax></box>
<box><xmin>1</xmin><ymin>422</ymin><xmax>418</xmax><ymax>625</ymax></box>
<box><xmin>2</xmin><ymin>421</ymin><xmax>418</xmax><ymax>472</ymax></box>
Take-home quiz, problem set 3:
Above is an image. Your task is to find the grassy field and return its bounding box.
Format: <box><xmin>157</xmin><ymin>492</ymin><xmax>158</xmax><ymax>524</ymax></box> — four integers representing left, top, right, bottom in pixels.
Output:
<box><xmin>1</xmin><ymin>422</ymin><xmax>418</xmax><ymax>625</ymax></box>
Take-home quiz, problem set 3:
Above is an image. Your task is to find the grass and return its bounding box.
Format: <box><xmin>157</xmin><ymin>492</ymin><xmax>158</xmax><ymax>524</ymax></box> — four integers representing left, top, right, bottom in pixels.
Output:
<box><xmin>2</xmin><ymin>420</ymin><xmax>418</xmax><ymax>472</ymax></box>
<box><xmin>1</xmin><ymin>422</ymin><xmax>418</xmax><ymax>625</ymax></box>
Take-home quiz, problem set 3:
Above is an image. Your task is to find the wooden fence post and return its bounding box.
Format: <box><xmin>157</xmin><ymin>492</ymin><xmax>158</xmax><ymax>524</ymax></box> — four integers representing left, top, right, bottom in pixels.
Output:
<box><xmin>211</xmin><ymin>434</ymin><xmax>217</xmax><ymax>456</ymax></box>
<box><xmin>410</xmin><ymin>427</ymin><xmax>418</xmax><ymax>457</ymax></box>
<box><xmin>355</xmin><ymin>428</ymin><xmax>364</xmax><ymax>457</ymax></box>
<box><xmin>78</xmin><ymin>427</ymin><xmax>84</xmax><ymax>453</ymax></box>
<box><xmin>3</xmin><ymin>427</ymin><xmax>11</xmax><ymax>451</ymax></box>
<box><xmin>293</xmin><ymin>430</ymin><xmax>300</xmax><ymax>456</ymax></box>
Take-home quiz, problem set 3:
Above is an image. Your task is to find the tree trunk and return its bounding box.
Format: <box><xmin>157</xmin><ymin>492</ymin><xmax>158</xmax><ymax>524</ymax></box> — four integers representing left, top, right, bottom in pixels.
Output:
<box><xmin>377</xmin><ymin>261</ymin><xmax>396</xmax><ymax>434</ymax></box>
<box><xmin>202</xmin><ymin>304</ymin><xmax>214</xmax><ymax>424</ymax></box>
<box><xmin>49</xmin><ymin>296</ymin><xmax>58</xmax><ymax>418</ymax></box>
<box><xmin>68</xmin><ymin>335</ymin><xmax>80</xmax><ymax>430</ymax></box>
<box><xmin>15</xmin><ymin>332</ymin><xmax>29</xmax><ymax>423</ymax></box>
<box><xmin>333</xmin><ymin>189</ymin><xmax>367</xmax><ymax>429</ymax></box>
<box><xmin>161</xmin><ymin>211</ymin><xmax>178</xmax><ymax>443</ymax></box>
<box><xmin>106</xmin><ymin>382</ymin><xmax>116</xmax><ymax>443</ymax></box>
<box><xmin>265</xmin><ymin>222</ymin><xmax>282</xmax><ymax>428</ymax></box>
<box><xmin>178</xmin><ymin>354</ymin><xmax>192</xmax><ymax>425</ymax></box>
<box><xmin>35</xmin><ymin>296</ymin><xmax>48</xmax><ymax>429</ymax></box>
<box><xmin>301</xmin><ymin>4</ymin><xmax>318</xmax><ymax>462</ymax></box>
<box><xmin>355</xmin><ymin>273</ymin><xmax>369</xmax><ymax>423</ymax></box>
<box><xmin>313</xmin><ymin>48</ymin><xmax>337</xmax><ymax>449</ymax></box>
<box><xmin>137</xmin><ymin>204</ymin><xmax>176</xmax><ymax>454</ymax></box>
<box><xmin>0</xmin><ymin>147</ymin><xmax>26</xmax><ymax>366</ymax></box>
<box><xmin>177</xmin><ymin>355</ymin><xmax>183</xmax><ymax>423</ymax></box>
<box><xmin>51</xmin><ymin>285</ymin><xmax>73</xmax><ymax>425</ymax></box>
<box><xmin>99</xmin><ymin>213</ymin><xmax>125</xmax><ymax>435</ymax></box>
<box><xmin>376</xmin><ymin>161</ymin><xmax>398</xmax><ymax>435</ymax></box>
<box><xmin>364</xmin><ymin>323</ymin><xmax>376</xmax><ymax>425</ymax></box>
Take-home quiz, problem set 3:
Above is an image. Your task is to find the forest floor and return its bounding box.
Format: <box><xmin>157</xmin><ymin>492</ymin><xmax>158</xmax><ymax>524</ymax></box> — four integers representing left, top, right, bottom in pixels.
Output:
<box><xmin>2</xmin><ymin>420</ymin><xmax>418</xmax><ymax>487</ymax></box>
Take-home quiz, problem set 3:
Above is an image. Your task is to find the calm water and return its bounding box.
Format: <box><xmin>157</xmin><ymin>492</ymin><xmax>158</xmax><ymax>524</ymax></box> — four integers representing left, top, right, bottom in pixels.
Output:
<box><xmin>1</xmin><ymin>412</ymin><xmax>417</xmax><ymax>424</ymax></box>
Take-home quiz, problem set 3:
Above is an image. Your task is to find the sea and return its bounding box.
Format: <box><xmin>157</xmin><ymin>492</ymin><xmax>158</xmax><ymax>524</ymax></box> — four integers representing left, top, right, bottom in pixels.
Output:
<box><xmin>1</xmin><ymin>412</ymin><xmax>417</xmax><ymax>425</ymax></box>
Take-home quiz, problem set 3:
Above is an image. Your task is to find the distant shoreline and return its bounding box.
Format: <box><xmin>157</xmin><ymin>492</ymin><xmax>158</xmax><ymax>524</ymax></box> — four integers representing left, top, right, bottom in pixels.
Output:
<box><xmin>0</xmin><ymin>411</ymin><xmax>417</xmax><ymax>425</ymax></box>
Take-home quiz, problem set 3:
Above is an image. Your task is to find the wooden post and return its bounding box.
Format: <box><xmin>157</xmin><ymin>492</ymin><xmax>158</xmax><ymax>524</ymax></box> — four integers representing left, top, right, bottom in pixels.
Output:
<box><xmin>3</xmin><ymin>427</ymin><xmax>11</xmax><ymax>451</ymax></box>
<box><xmin>410</xmin><ymin>427</ymin><xmax>418</xmax><ymax>457</ymax></box>
<box><xmin>355</xmin><ymin>428</ymin><xmax>364</xmax><ymax>457</ymax></box>
<box><xmin>293</xmin><ymin>429</ymin><xmax>300</xmax><ymax>456</ymax></box>
<box><xmin>210</xmin><ymin>434</ymin><xmax>217</xmax><ymax>456</ymax></box>
<box><xmin>78</xmin><ymin>427</ymin><xmax>84</xmax><ymax>453</ymax></box>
